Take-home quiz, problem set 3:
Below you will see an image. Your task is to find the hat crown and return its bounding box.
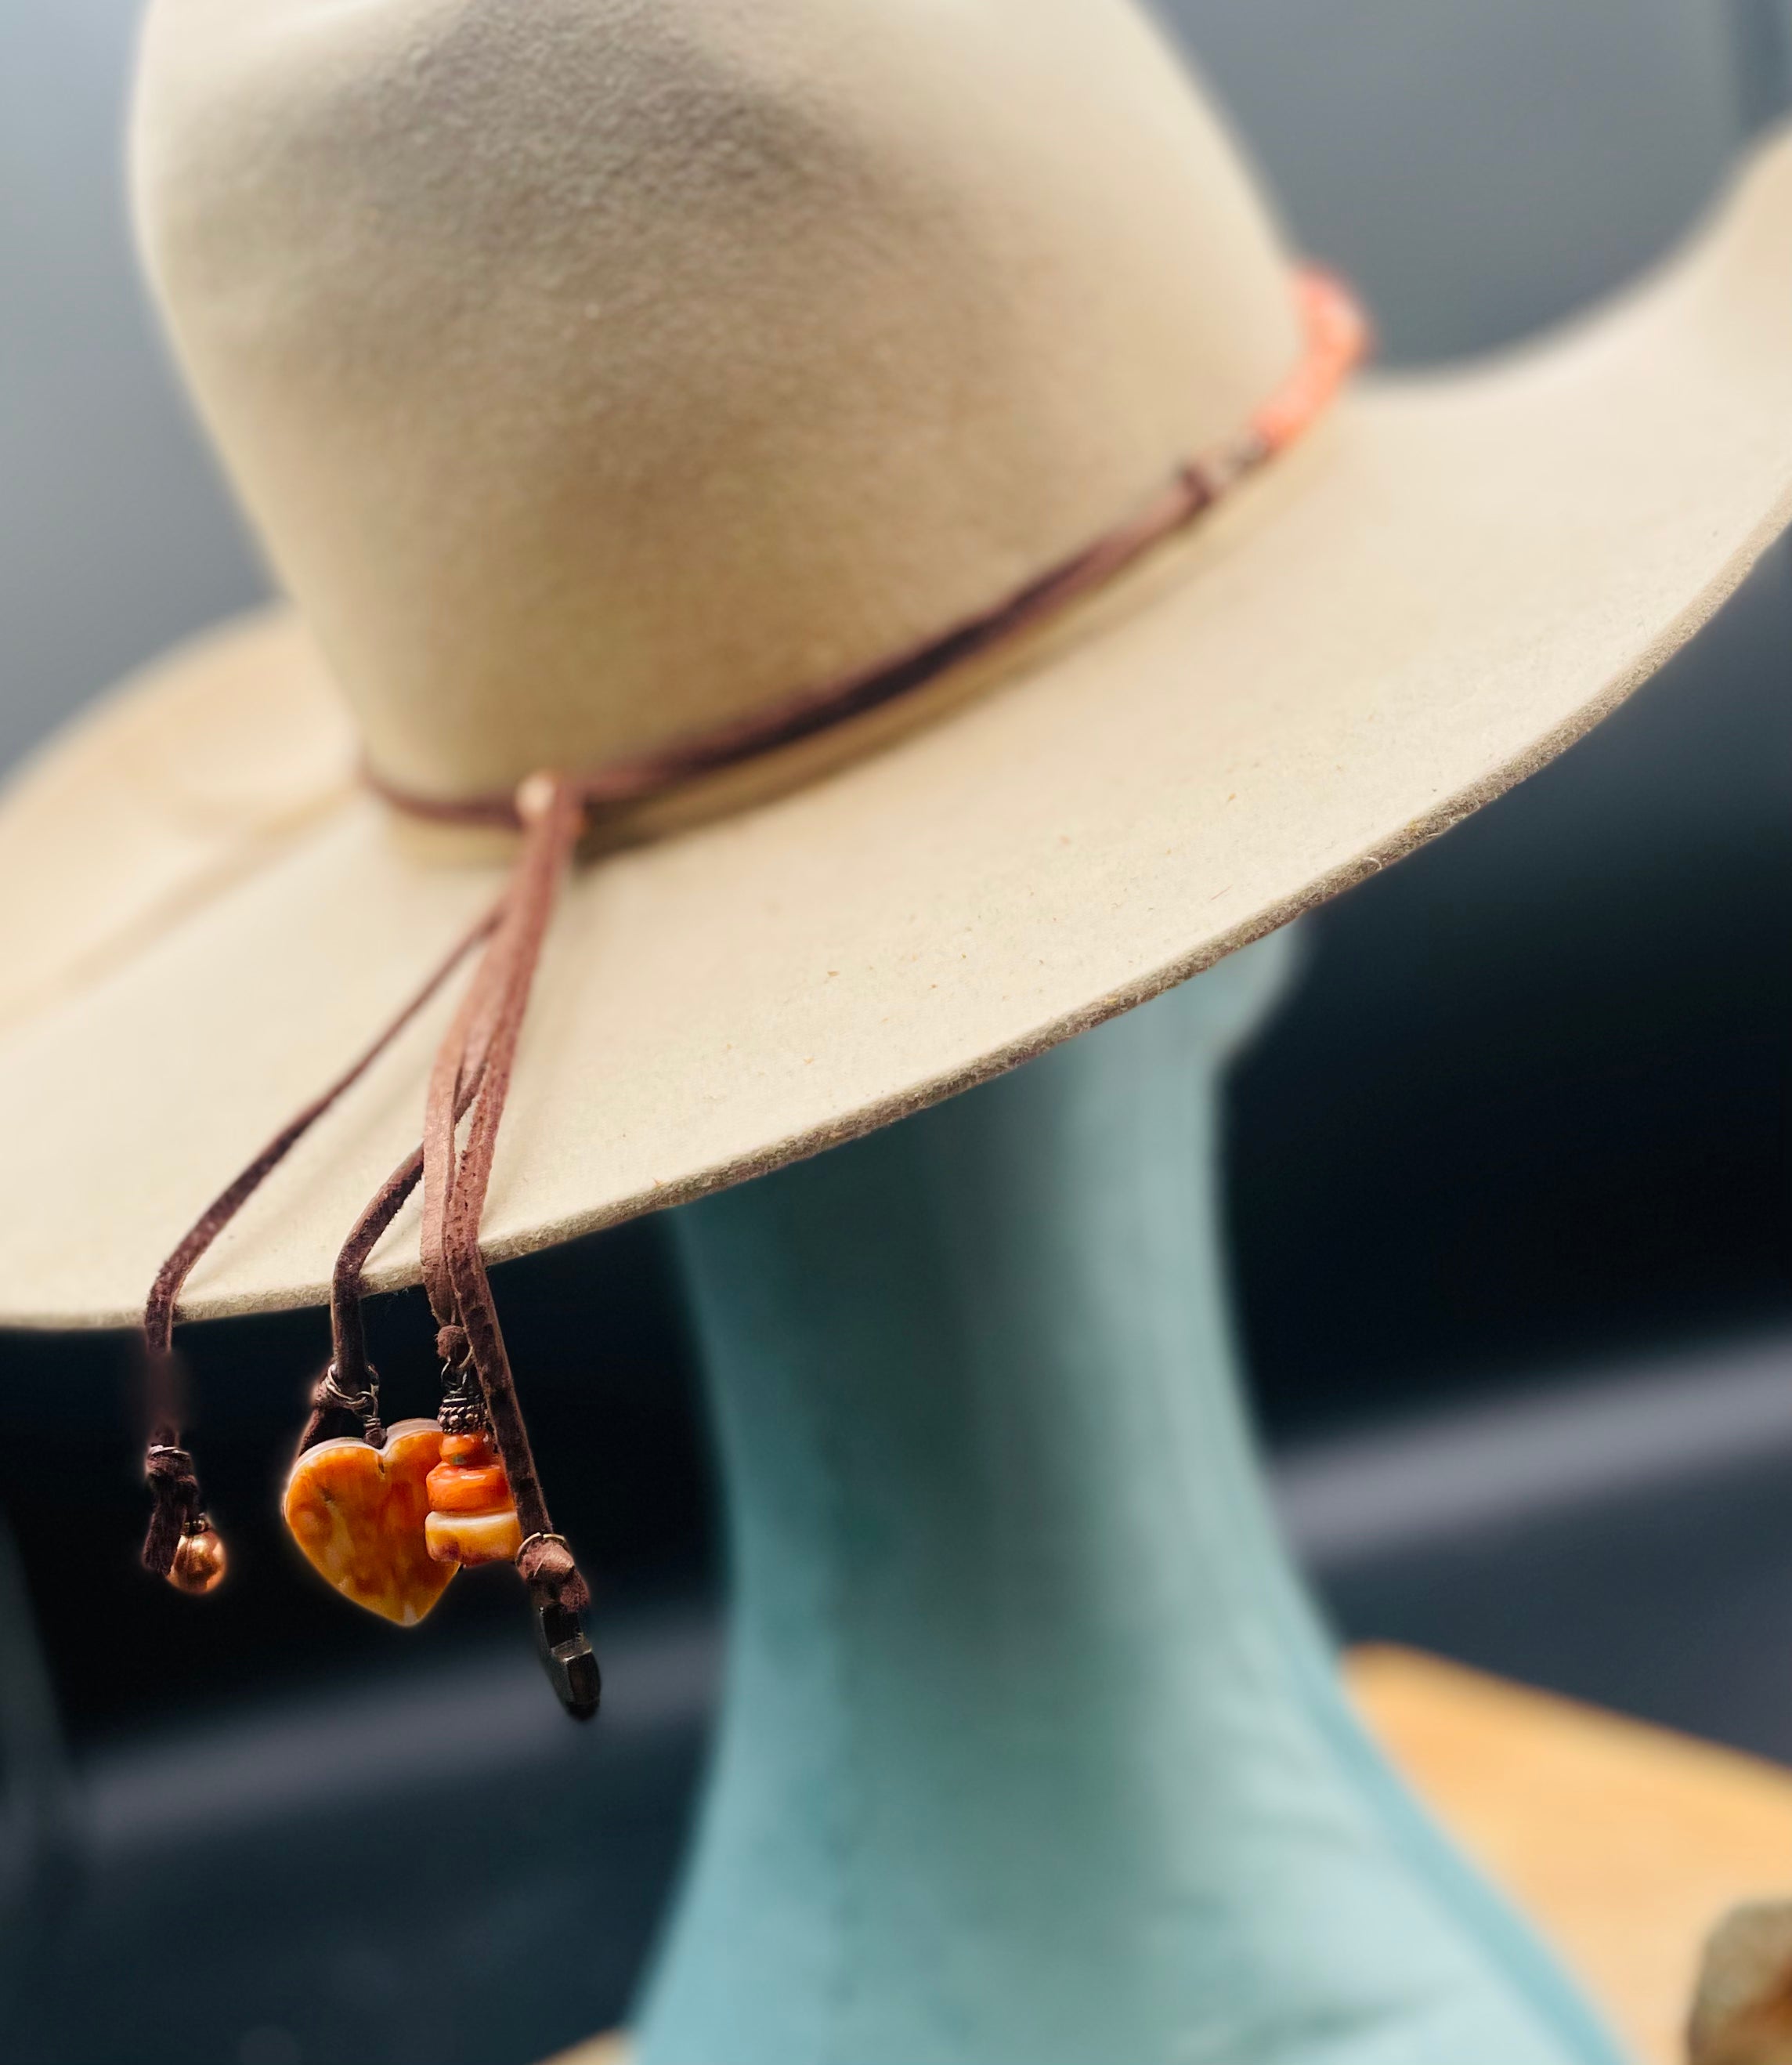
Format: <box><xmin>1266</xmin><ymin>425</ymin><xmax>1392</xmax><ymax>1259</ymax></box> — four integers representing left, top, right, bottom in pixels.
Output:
<box><xmin>133</xmin><ymin>0</ymin><xmax>1298</xmax><ymax>799</ymax></box>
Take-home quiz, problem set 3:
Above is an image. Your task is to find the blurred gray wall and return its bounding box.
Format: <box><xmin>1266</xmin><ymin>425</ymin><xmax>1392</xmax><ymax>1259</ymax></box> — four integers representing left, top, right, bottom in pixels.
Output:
<box><xmin>1</xmin><ymin>0</ymin><xmax>1787</xmax><ymax>768</ymax></box>
<box><xmin>1181</xmin><ymin>0</ymin><xmax>1769</xmax><ymax>353</ymax></box>
<box><xmin>0</xmin><ymin>0</ymin><xmax>265</xmax><ymax>769</ymax></box>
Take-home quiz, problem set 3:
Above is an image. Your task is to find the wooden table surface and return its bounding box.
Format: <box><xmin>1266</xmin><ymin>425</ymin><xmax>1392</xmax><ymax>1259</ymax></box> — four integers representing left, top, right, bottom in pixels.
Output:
<box><xmin>1353</xmin><ymin>1645</ymin><xmax>1792</xmax><ymax>2065</ymax></box>
<box><xmin>551</xmin><ymin>1646</ymin><xmax>1792</xmax><ymax>2065</ymax></box>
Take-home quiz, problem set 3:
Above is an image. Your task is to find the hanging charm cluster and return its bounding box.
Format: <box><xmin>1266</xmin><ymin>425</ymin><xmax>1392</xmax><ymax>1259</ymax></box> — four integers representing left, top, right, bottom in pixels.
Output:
<box><xmin>137</xmin><ymin>775</ymin><xmax>601</xmax><ymax>1720</ymax></box>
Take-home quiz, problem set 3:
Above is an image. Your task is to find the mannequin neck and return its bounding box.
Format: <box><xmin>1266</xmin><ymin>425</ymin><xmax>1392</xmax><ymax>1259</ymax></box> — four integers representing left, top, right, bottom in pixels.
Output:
<box><xmin>635</xmin><ymin>938</ymin><xmax>1621</xmax><ymax>2065</ymax></box>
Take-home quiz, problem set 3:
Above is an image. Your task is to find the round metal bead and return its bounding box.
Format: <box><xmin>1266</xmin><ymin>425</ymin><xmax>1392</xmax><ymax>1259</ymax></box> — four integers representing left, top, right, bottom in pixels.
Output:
<box><xmin>168</xmin><ymin>1524</ymin><xmax>227</xmax><ymax>1596</ymax></box>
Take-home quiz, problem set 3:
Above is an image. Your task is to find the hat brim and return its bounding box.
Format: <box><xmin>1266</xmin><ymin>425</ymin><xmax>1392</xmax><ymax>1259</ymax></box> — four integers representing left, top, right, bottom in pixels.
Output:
<box><xmin>4</xmin><ymin>130</ymin><xmax>1792</xmax><ymax>1330</ymax></box>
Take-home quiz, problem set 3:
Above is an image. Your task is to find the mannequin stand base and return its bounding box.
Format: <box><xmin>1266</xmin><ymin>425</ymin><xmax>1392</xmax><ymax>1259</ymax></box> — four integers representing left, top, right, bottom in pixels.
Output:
<box><xmin>551</xmin><ymin>1649</ymin><xmax>1792</xmax><ymax>2065</ymax></box>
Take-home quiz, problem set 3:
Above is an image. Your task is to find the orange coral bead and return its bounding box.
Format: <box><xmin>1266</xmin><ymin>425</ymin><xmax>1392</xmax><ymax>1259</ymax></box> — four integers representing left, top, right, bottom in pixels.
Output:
<box><xmin>425</xmin><ymin>1423</ymin><xmax>521</xmax><ymax>1566</ymax></box>
<box><xmin>426</xmin><ymin>1459</ymin><xmax>511</xmax><ymax>1511</ymax></box>
<box><xmin>1248</xmin><ymin>270</ymin><xmax>1370</xmax><ymax>453</ymax></box>
<box><xmin>425</xmin><ymin>1506</ymin><xmax>523</xmax><ymax>1565</ymax></box>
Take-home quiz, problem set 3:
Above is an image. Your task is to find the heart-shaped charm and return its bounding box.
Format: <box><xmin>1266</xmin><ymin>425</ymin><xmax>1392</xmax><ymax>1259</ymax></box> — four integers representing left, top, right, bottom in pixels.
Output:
<box><xmin>282</xmin><ymin>1418</ymin><xmax>454</xmax><ymax>1626</ymax></box>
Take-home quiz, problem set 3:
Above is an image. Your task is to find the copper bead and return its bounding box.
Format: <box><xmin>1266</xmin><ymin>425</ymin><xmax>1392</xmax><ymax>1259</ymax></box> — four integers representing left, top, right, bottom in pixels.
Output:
<box><xmin>168</xmin><ymin>1524</ymin><xmax>227</xmax><ymax>1596</ymax></box>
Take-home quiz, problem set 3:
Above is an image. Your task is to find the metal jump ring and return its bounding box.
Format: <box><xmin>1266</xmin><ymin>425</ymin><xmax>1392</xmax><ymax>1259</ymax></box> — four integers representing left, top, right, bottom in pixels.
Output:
<box><xmin>319</xmin><ymin>1360</ymin><xmax>379</xmax><ymax>1413</ymax></box>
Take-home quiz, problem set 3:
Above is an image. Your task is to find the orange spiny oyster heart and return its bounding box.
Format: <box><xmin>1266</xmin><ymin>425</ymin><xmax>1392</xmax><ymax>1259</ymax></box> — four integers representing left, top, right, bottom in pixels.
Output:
<box><xmin>282</xmin><ymin>1418</ymin><xmax>454</xmax><ymax>1625</ymax></box>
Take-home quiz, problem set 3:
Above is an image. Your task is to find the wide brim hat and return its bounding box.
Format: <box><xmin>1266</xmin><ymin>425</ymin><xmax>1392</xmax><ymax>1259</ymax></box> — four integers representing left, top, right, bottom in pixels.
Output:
<box><xmin>2</xmin><ymin>0</ymin><xmax>1792</xmax><ymax>1330</ymax></box>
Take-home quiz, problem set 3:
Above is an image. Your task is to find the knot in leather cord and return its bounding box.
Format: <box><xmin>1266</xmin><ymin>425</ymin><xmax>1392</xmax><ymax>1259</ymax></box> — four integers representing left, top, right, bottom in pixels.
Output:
<box><xmin>516</xmin><ymin>1533</ymin><xmax>591</xmax><ymax>1615</ymax></box>
<box><xmin>142</xmin><ymin>1439</ymin><xmax>201</xmax><ymax>1577</ymax></box>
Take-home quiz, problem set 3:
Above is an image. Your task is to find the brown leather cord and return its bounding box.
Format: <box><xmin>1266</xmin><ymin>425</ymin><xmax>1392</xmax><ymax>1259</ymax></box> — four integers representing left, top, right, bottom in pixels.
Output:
<box><xmin>290</xmin><ymin>885</ymin><xmax>518</xmax><ymax>1459</ymax></box>
<box><xmin>365</xmin><ymin>472</ymin><xmax>1223</xmax><ymax>831</ymax></box>
<box><xmin>304</xmin><ymin>977</ymin><xmax>505</xmax><ymax>1448</ymax></box>
<box><xmin>421</xmin><ymin>776</ymin><xmax>591</xmax><ymax>1613</ymax></box>
<box><xmin>139</xmin><ymin>907</ymin><xmax>502</xmax><ymax>1574</ymax></box>
<box><xmin>141</xmin><ymin>1439</ymin><xmax>204</xmax><ymax>1582</ymax></box>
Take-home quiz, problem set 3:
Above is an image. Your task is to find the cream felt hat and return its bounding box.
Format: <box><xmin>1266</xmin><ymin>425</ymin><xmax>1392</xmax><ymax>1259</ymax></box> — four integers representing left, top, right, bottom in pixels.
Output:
<box><xmin>2</xmin><ymin>0</ymin><xmax>1792</xmax><ymax>1331</ymax></box>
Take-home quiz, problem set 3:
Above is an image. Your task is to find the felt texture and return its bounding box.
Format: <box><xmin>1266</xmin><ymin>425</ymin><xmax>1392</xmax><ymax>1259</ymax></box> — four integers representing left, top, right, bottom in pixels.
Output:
<box><xmin>630</xmin><ymin>949</ymin><xmax>1627</xmax><ymax>2065</ymax></box>
<box><xmin>131</xmin><ymin>0</ymin><xmax>1298</xmax><ymax>795</ymax></box>
<box><xmin>0</xmin><ymin>13</ymin><xmax>1790</xmax><ymax>1325</ymax></box>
